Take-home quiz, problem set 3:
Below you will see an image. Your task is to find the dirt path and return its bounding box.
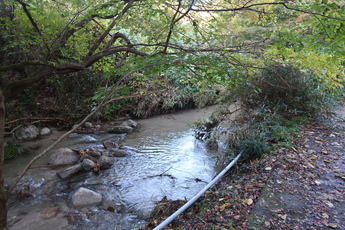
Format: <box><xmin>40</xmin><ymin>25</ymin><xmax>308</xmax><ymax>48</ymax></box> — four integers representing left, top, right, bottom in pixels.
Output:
<box><xmin>248</xmin><ymin>122</ymin><xmax>345</xmax><ymax>229</ymax></box>
<box><xmin>247</xmin><ymin>108</ymin><xmax>345</xmax><ymax>229</ymax></box>
<box><xmin>144</xmin><ymin>107</ymin><xmax>345</xmax><ymax>230</ymax></box>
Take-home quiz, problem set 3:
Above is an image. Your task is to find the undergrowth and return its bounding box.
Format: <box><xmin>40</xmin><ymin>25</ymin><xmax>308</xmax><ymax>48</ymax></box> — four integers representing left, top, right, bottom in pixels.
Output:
<box><xmin>4</xmin><ymin>141</ymin><xmax>21</xmax><ymax>160</ymax></box>
<box><xmin>193</xmin><ymin>63</ymin><xmax>341</xmax><ymax>162</ymax></box>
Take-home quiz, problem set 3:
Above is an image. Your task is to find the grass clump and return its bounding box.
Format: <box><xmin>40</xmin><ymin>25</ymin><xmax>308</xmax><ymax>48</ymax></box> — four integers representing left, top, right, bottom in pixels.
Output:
<box><xmin>239</xmin><ymin>137</ymin><xmax>267</xmax><ymax>161</ymax></box>
<box><xmin>4</xmin><ymin>141</ymin><xmax>21</xmax><ymax>160</ymax></box>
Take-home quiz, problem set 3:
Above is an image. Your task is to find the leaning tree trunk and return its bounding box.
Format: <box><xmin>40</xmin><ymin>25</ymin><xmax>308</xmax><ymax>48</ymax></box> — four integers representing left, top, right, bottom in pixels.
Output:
<box><xmin>0</xmin><ymin>89</ymin><xmax>8</xmax><ymax>230</ymax></box>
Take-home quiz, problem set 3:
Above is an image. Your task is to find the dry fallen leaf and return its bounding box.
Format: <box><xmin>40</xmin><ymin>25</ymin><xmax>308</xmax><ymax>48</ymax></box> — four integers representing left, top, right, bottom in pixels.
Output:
<box><xmin>243</xmin><ymin>198</ymin><xmax>253</xmax><ymax>206</ymax></box>
<box><xmin>219</xmin><ymin>202</ymin><xmax>231</xmax><ymax>211</ymax></box>
<box><xmin>310</xmin><ymin>154</ymin><xmax>318</xmax><ymax>159</ymax></box>
<box><xmin>278</xmin><ymin>214</ymin><xmax>287</xmax><ymax>220</ymax></box>
<box><xmin>326</xmin><ymin>223</ymin><xmax>338</xmax><ymax>229</ymax></box>
<box><xmin>321</xmin><ymin>213</ymin><xmax>329</xmax><ymax>219</ymax></box>
<box><xmin>321</xmin><ymin>149</ymin><xmax>328</xmax><ymax>154</ymax></box>
<box><xmin>234</xmin><ymin>215</ymin><xmax>241</xmax><ymax>220</ymax></box>
<box><xmin>325</xmin><ymin>201</ymin><xmax>335</xmax><ymax>208</ymax></box>
<box><xmin>331</xmin><ymin>142</ymin><xmax>340</xmax><ymax>146</ymax></box>
<box><xmin>315</xmin><ymin>137</ymin><xmax>325</xmax><ymax>142</ymax></box>
<box><xmin>307</xmin><ymin>163</ymin><xmax>315</xmax><ymax>168</ymax></box>
<box><xmin>314</xmin><ymin>180</ymin><xmax>322</xmax><ymax>185</ymax></box>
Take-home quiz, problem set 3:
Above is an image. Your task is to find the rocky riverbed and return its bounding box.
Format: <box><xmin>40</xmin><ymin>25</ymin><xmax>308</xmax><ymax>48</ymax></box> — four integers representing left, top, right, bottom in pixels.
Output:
<box><xmin>5</xmin><ymin>107</ymin><xmax>220</xmax><ymax>230</ymax></box>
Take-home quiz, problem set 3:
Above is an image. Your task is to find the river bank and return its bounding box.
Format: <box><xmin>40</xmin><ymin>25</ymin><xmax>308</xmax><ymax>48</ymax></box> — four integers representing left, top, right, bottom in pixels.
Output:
<box><xmin>143</xmin><ymin>106</ymin><xmax>345</xmax><ymax>229</ymax></box>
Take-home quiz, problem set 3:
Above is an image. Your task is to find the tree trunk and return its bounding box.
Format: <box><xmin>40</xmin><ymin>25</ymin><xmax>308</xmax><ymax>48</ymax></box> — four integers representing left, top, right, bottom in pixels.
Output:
<box><xmin>0</xmin><ymin>89</ymin><xmax>8</xmax><ymax>229</ymax></box>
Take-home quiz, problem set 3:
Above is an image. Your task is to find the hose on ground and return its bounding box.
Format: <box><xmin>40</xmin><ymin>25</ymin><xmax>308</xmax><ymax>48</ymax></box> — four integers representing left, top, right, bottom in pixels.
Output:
<box><xmin>153</xmin><ymin>152</ymin><xmax>242</xmax><ymax>230</ymax></box>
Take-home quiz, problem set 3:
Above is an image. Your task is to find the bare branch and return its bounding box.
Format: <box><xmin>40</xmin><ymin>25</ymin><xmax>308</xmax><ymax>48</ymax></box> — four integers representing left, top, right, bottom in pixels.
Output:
<box><xmin>57</xmin><ymin>1</ymin><xmax>135</xmax><ymax>52</ymax></box>
<box><xmin>4</xmin><ymin>68</ymin><xmax>54</xmax><ymax>98</ymax></box>
<box><xmin>5</xmin><ymin>117</ymin><xmax>65</xmax><ymax>126</ymax></box>
<box><xmin>191</xmin><ymin>1</ymin><xmax>345</xmax><ymax>22</ymax></box>
<box><xmin>281</xmin><ymin>3</ymin><xmax>345</xmax><ymax>22</ymax></box>
<box><xmin>191</xmin><ymin>2</ymin><xmax>282</xmax><ymax>13</ymax></box>
<box><xmin>86</xmin><ymin>0</ymin><xmax>136</xmax><ymax>58</ymax></box>
<box><xmin>83</xmin><ymin>46</ymin><xmax>148</xmax><ymax>67</ymax></box>
<box><xmin>104</xmin><ymin>32</ymin><xmax>133</xmax><ymax>50</ymax></box>
<box><xmin>163</xmin><ymin>1</ymin><xmax>182</xmax><ymax>53</ymax></box>
<box><xmin>0</xmin><ymin>61</ymin><xmax>52</xmax><ymax>72</ymax></box>
<box><xmin>163</xmin><ymin>0</ymin><xmax>195</xmax><ymax>54</ymax></box>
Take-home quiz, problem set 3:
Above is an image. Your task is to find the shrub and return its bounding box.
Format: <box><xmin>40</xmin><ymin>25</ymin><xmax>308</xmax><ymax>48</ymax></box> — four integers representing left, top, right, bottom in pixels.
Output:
<box><xmin>239</xmin><ymin>137</ymin><xmax>267</xmax><ymax>161</ymax></box>
<box><xmin>240</xmin><ymin>64</ymin><xmax>330</xmax><ymax>118</ymax></box>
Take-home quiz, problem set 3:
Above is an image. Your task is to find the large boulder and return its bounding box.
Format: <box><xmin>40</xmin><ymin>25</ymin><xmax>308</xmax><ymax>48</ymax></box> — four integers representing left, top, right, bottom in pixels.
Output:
<box><xmin>106</xmin><ymin>119</ymin><xmax>137</xmax><ymax>134</ymax></box>
<box><xmin>98</xmin><ymin>156</ymin><xmax>115</xmax><ymax>169</ymax></box>
<box><xmin>108</xmin><ymin>148</ymin><xmax>128</xmax><ymax>157</ymax></box>
<box><xmin>14</xmin><ymin>125</ymin><xmax>39</xmax><ymax>141</ymax></box>
<box><xmin>40</xmin><ymin>127</ymin><xmax>51</xmax><ymax>136</ymax></box>
<box><xmin>71</xmin><ymin>187</ymin><xmax>102</xmax><ymax>208</ymax></box>
<box><xmin>107</xmin><ymin>125</ymin><xmax>133</xmax><ymax>134</ymax></box>
<box><xmin>81</xmin><ymin>159</ymin><xmax>96</xmax><ymax>171</ymax></box>
<box><xmin>85</xmin><ymin>148</ymin><xmax>102</xmax><ymax>159</ymax></box>
<box><xmin>103</xmin><ymin>141</ymin><xmax>119</xmax><ymax>149</ymax></box>
<box><xmin>57</xmin><ymin>164</ymin><xmax>83</xmax><ymax>179</ymax></box>
<box><xmin>49</xmin><ymin>148</ymin><xmax>79</xmax><ymax>165</ymax></box>
<box><xmin>84</xmin><ymin>122</ymin><xmax>93</xmax><ymax>128</ymax></box>
<box><xmin>122</xmin><ymin>119</ymin><xmax>137</xmax><ymax>128</ymax></box>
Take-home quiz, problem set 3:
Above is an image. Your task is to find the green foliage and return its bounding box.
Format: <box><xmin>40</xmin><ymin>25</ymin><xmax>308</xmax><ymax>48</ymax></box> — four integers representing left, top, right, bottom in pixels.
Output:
<box><xmin>238</xmin><ymin>64</ymin><xmax>340</xmax><ymax>118</ymax></box>
<box><xmin>239</xmin><ymin>137</ymin><xmax>267</xmax><ymax>161</ymax></box>
<box><xmin>4</xmin><ymin>141</ymin><xmax>20</xmax><ymax>160</ymax></box>
<box><xmin>253</xmin><ymin>110</ymin><xmax>307</xmax><ymax>146</ymax></box>
<box><xmin>127</xmin><ymin>73</ymin><xmax>197</xmax><ymax>118</ymax></box>
<box><xmin>1</xmin><ymin>0</ymin><xmax>344</xmax><ymax>126</ymax></box>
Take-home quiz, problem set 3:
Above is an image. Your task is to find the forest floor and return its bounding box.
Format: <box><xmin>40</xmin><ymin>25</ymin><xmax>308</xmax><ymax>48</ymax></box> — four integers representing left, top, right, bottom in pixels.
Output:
<box><xmin>144</xmin><ymin>107</ymin><xmax>345</xmax><ymax>230</ymax></box>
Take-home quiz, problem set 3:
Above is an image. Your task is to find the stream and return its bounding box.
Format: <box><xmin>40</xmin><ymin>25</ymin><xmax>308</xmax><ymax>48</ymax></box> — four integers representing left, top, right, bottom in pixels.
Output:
<box><xmin>5</xmin><ymin>107</ymin><xmax>220</xmax><ymax>230</ymax></box>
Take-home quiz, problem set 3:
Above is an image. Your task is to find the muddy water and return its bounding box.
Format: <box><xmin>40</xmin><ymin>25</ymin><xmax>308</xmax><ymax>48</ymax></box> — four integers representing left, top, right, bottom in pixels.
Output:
<box><xmin>5</xmin><ymin>107</ymin><xmax>220</xmax><ymax>230</ymax></box>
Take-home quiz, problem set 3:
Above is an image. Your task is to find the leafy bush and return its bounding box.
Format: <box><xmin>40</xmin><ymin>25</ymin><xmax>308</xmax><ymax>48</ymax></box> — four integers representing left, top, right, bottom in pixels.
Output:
<box><xmin>240</xmin><ymin>64</ymin><xmax>330</xmax><ymax>118</ymax></box>
<box><xmin>239</xmin><ymin>137</ymin><xmax>267</xmax><ymax>161</ymax></box>
<box><xmin>253</xmin><ymin>110</ymin><xmax>307</xmax><ymax>144</ymax></box>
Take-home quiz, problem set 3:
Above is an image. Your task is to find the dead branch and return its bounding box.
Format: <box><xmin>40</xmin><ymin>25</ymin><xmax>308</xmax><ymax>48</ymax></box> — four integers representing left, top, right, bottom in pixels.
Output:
<box><xmin>5</xmin><ymin>117</ymin><xmax>66</xmax><ymax>126</ymax></box>
<box><xmin>29</xmin><ymin>163</ymin><xmax>75</xmax><ymax>169</ymax></box>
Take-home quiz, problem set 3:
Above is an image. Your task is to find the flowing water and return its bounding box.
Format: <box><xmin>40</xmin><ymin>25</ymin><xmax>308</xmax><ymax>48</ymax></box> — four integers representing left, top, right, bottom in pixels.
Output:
<box><xmin>5</xmin><ymin>107</ymin><xmax>220</xmax><ymax>230</ymax></box>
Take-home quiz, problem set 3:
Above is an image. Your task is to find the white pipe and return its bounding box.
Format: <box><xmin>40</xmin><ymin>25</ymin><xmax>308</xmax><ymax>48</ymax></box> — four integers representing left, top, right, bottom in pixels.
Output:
<box><xmin>153</xmin><ymin>152</ymin><xmax>242</xmax><ymax>230</ymax></box>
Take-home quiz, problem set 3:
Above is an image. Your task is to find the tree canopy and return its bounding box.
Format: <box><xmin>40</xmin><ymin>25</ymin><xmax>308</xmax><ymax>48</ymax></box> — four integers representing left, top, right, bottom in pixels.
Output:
<box><xmin>1</xmin><ymin>0</ymin><xmax>342</xmax><ymax>100</ymax></box>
